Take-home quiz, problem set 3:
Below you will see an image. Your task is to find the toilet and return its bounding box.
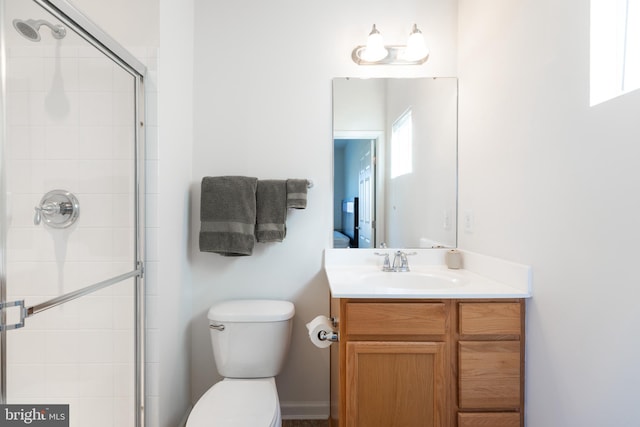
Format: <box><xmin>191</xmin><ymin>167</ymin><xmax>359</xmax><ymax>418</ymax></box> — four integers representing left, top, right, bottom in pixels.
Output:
<box><xmin>186</xmin><ymin>299</ymin><xmax>295</xmax><ymax>427</ymax></box>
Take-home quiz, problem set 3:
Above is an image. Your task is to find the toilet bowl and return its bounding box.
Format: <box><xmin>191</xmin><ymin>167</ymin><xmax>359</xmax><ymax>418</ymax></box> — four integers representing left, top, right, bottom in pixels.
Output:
<box><xmin>186</xmin><ymin>378</ymin><xmax>281</xmax><ymax>427</ymax></box>
<box><xmin>186</xmin><ymin>299</ymin><xmax>295</xmax><ymax>427</ymax></box>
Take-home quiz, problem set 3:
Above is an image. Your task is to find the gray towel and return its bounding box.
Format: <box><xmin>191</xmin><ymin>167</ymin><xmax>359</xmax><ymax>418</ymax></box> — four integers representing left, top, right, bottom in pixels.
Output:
<box><xmin>255</xmin><ymin>180</ymin><xmax>287</xmax><ymax>242</ymax></box>
<box><xmin>199</xmin><ymin>176</ymin><xmax>258</xmax><ymax>256</ymax></box>
<box><xmin>286</xmin><ymin>179</ymin><xmax>308</xmax><ymax>209</ymax></box>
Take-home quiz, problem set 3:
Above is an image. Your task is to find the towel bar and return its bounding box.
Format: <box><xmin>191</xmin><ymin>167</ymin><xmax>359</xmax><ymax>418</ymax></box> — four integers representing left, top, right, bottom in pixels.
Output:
<box><xmin>307</xmin><ymin>180</ymin><xmax>314</xmax><ymax>188</ymax></box>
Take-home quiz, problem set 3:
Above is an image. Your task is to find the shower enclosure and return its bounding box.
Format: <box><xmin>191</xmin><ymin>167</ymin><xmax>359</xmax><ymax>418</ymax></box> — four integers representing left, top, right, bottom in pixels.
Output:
<box><xmin>0</xmin><ymin>0</ymin><xmax>145</xmax><ymax>426</ymax></box>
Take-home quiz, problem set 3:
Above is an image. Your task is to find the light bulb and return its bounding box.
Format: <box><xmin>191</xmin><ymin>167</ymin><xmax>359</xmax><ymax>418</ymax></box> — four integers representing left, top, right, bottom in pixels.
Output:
<box><xmin>403</xmin><ymin>24</ymin><xmax>429</xmax><ymax>61</ymax></box>
<box><xmin>360</xmin><ymin>24</ymin><xmax>388</xmax><ymax>62</ymax></box>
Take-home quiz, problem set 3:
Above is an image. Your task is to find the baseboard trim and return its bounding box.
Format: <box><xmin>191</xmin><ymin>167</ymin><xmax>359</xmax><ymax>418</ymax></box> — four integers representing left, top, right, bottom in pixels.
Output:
<box><xmin>280</xmin><ymin>401</ymin><xmax>330</xmax><ymax>420</ymax></box>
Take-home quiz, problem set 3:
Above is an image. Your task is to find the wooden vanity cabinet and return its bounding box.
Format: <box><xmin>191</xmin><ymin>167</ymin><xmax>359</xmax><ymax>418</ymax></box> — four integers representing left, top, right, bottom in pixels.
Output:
<box><xmin>329</xmin><ymin>299</ymin><xmax>525</xmax><ymax>427</ymax></box>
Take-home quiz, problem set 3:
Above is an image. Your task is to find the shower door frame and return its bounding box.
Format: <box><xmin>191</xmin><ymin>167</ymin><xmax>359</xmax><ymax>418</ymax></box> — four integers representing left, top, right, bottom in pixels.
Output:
<box><xmin>0</xmin><ymin>0</ymin><xmax>147</xmax><ymax>425</ymax></box>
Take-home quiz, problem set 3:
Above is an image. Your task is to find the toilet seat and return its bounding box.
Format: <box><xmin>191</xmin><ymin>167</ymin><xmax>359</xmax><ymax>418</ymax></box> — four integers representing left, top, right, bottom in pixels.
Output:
<box><xmin>186</xmin><ymin>378</ymin><xmax>280</xmax><ymax>427</ymax></box>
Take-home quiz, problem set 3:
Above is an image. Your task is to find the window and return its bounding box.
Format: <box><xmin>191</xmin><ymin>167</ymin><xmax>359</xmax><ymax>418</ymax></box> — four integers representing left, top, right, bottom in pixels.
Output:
<box><xmin>590</xmin><ymin>0</ymin><xmax>640</xmax><ymax>105</ymax></box>
<box><xmin>390</xmin><ymin>109</ymin><xmax>412</xmax><ymax>178</ymax></box>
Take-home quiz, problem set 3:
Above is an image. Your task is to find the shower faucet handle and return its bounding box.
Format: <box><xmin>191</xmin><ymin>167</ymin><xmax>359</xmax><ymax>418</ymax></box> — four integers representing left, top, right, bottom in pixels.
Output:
<box><xmin>33</xmin><ymin>206</ymin><xmax>43</xmax><ymax>225</ymax></box>
<box><xmin>33</xmin><ymin>202</ymin><xmax>63</xmax><ymax>225</ymax></box>
<box><xmin>33</xmin><ymin>190</ymin><xmax>80</xmax><ymax>228</ymax></box>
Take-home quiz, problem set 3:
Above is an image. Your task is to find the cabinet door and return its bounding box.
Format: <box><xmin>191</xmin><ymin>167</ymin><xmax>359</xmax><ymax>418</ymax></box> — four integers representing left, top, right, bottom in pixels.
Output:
<box><xmin>346</xmin><ymin>341</ymin><xmax>448</xmax><ymax>427</ymax></box>
<box><xmin>459</xmin><ymin>341</ymin><xmax>521</xmax><ymax>410</ymax></box>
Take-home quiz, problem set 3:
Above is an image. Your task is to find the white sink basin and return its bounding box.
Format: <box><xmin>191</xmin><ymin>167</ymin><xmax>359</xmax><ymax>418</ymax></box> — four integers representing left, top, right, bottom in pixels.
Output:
<box><xmin>356</xmin><ymin>269</ymin><xmax>469</xmax><ymax>290</ymax></box>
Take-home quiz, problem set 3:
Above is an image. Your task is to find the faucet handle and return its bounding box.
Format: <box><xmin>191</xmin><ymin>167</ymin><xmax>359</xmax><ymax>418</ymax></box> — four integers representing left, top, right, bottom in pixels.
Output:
<box><xmin>404</xmin><ymin>252</ymin><xmax>417</xmax><ymax>267</ymax></box>
<box><xmin>374</xmin><ymin>252</ymin><xmax>393</xmax><ymax>272</ymax></box>
<box><xmin>394</xmin><ymin>251</ymin><xmax>417</xmax><ymax>272</ymax></box>
<box><xmin>400</xmin><ymin>252</ymin><xmax>409</xmax><ymax>268</ymax></box>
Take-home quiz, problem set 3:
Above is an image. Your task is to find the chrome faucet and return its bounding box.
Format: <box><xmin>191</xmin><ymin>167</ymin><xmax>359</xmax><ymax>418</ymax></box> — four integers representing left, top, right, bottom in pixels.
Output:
<box><xmin>375</xmin><ymin>250</ymin><xmax>416</xmax><ymax>272</ymax></box>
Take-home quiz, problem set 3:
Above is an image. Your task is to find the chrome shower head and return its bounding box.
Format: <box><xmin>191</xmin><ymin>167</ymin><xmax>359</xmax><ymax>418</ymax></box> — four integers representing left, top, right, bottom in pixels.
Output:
<box><xmin>12</xmin><ymin>19</ymin><xmax>66</xmax><ymax>42</ymax></box>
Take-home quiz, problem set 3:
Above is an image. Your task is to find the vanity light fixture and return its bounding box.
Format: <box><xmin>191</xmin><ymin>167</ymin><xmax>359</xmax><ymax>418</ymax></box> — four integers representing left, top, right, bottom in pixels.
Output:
<box><xmin>352</xmin><ymin>23</ymin><xmax>430</xmax><ymax>65</ymax></box>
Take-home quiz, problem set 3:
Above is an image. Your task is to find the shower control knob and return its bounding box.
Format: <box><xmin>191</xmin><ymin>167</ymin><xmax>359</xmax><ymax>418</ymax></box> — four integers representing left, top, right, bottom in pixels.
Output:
<box><xmin>33</xmin><ymin>207</ymin><xmax>41</xmax><ymax>225</ymax></box>
<box><xmin>33</xmin><ymin>190</ymin><xmax>80</xmax><ymax>229</ymax></box>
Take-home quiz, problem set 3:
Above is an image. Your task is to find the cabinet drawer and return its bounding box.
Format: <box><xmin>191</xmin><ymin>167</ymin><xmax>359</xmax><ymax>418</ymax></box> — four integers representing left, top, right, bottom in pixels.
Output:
<box><xmin>459</xmin><ymin>302</ymin><xmax>521</xmax><ymax>336</ymax></box>
<box><xmin>459</xmin><ymin>341</ymin><xmax>521</xmax><ymax>410</ymax></box>
<box><xmin>345</xmin><ymin>302</ymin><xmax>447</xmax><ymax>336</ymax></box>
<box><xmin>458</xmin><ymin>412</ymin><xmax>520</xmax><ymax>427</ymax></box>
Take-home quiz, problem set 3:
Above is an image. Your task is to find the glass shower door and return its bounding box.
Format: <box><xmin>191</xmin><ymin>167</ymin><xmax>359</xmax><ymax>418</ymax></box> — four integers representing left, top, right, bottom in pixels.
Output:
<box><xmin>0</xmin><ymin>0</ymin><xmax>144</xmax><ymax>426</ymax></box>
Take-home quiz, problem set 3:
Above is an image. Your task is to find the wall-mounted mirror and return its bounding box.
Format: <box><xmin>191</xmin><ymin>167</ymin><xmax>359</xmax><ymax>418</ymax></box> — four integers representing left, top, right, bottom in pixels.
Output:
<box><xmin>332</xmin><ymin>77</ymin><xmax>457</xmax><ymax>249</ymax></box>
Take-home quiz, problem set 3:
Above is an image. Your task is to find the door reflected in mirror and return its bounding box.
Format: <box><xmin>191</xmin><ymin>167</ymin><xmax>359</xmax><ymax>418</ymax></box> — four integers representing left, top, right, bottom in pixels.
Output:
<box><xmin>333</xmin><ymin>77</ymin><xmax>458</xmax><ymax>249</ymax></box>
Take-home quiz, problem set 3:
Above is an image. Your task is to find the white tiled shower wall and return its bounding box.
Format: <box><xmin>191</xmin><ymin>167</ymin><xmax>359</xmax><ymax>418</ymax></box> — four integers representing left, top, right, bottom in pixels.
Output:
<box><xmin>4</xmin><ymin>40</ymin><xmax>160</xmax><ymax>426</ymax></box>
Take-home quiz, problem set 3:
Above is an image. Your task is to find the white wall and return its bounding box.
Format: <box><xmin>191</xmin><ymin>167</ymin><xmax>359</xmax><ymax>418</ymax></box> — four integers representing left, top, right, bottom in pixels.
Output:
<box><xmin>156</xmin><ymin>0</ymin><xmax>194</xmax><ymax>426</ymax></box>
<box><xmin>333</xmin><ymin>78</ymin><xmax>386</xmax><ymax>131</ymax></box>
<box><xmin>458</xmin><ymin>0</ymin><xmax>640</xmax><ymax>426</ymax></box>
<box><xmin>64</xmin><ymin>0</ymin><xmax>159</xmax><ymax>48</ymax></box>
<box><xmin>190</xmin><ymin>0</ymin><xmax>458</xmax><ymax>418</ymax></box>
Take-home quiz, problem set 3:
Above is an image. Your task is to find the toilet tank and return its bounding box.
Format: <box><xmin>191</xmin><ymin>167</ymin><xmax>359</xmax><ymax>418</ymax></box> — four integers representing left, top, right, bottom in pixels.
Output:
<box><xmin>208</xmin><ymin>299</ymin><xmax>295</xmax><ymax>378</ymax></box>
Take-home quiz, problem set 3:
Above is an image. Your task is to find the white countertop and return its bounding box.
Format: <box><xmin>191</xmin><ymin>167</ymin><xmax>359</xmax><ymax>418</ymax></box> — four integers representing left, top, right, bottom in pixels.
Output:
<box><xmin>324</xmin><ymin>248</ymin><xmax>532</xmax><ymax>299</ymax></box>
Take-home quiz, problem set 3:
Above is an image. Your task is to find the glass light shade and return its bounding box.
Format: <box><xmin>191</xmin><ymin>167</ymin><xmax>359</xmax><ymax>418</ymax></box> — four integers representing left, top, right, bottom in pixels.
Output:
<box><xmin>360</xmin><ymin>25</ymin><xmax>388</xmax><ymax>62</ymax></box>
<box><xmin>403</xmin><ymin>26</ymin><xmax>429</xmax><ymax>61</ymax></box>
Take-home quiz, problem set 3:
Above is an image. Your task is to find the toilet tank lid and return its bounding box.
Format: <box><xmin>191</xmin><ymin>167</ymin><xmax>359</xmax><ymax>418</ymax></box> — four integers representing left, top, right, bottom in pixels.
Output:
<box><xmin>208</xmin><ymin>299</ymin><xmax>295</xmax><ymax>322</ymax></box>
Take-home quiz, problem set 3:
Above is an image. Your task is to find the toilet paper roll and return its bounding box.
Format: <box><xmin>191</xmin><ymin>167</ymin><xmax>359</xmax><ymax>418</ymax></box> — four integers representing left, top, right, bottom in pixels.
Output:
<box><xmin>306</xmin><ymin>315</ymin><xmax>334</xmax><ymax>348</ymax></box>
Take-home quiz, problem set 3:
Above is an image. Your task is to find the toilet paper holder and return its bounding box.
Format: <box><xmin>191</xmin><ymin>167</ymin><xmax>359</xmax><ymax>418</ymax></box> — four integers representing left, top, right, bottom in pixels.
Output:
<box><xmin>317</xmin><ymin>316</ymin><xmax>339</xmax><ymax>342</ymax></box>
<box><xmin>307</xmin><ymin>316</ymin><xmax>340</xmax><ymax>346</ymax></box>
<box><xmin>318</xmin><ymin>329</ymin><xmax>339</xmax><ymax>342</ymax></box>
